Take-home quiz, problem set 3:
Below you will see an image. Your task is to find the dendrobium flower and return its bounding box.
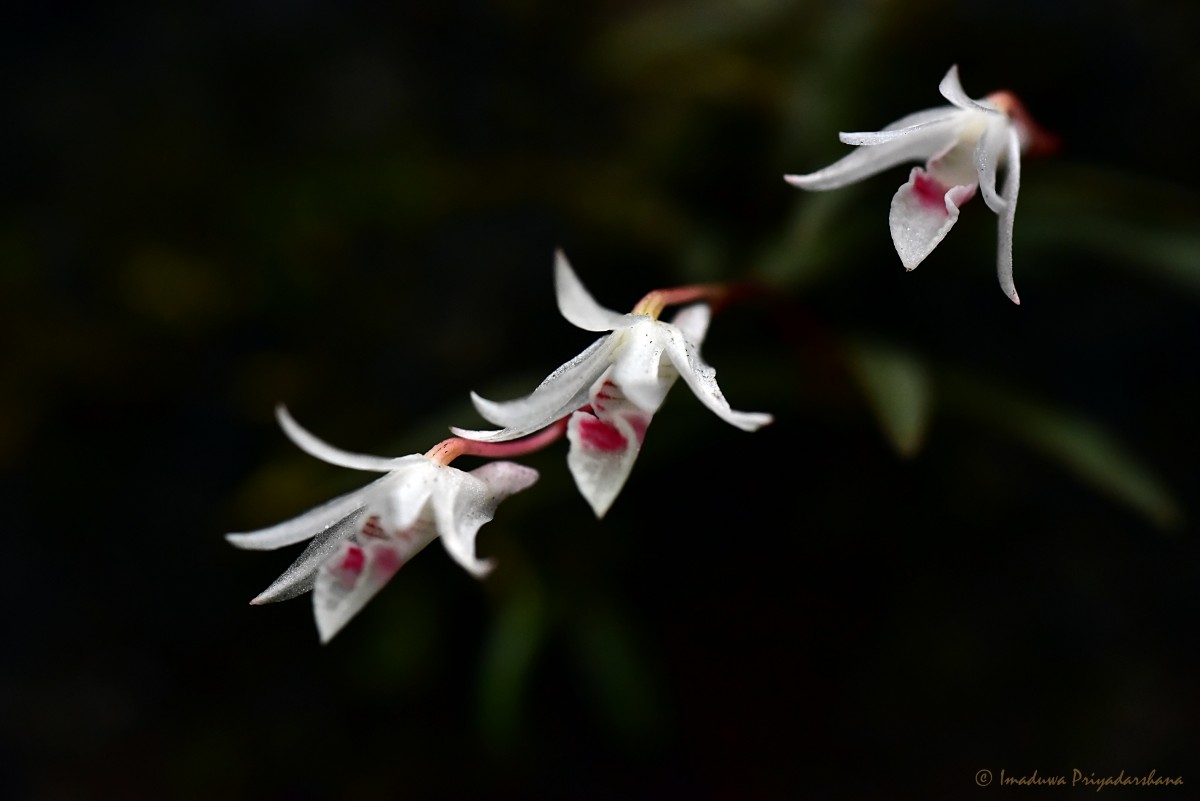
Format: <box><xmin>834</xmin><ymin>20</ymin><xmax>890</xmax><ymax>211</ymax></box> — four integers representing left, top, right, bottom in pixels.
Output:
<box><xmin>786</xmin><ymin>65</ymin><xmax>1053</xmax><ymax>305</ymax></box>
<box><xmin>452</xmin><ymin>250</ymin><xmax>772</xmax><ymax>518</ymax></box>
<box><xmin>227</xmin><ymin>407</ymin><xmax>538</xmax><ymax>642</ymax></box>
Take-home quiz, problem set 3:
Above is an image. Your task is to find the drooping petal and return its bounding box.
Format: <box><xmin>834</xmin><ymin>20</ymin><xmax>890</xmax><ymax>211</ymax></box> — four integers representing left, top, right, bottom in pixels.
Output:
<box><xmin>669</xmin><ymin>303</ymin><xmax>711</xmax><ymax>349</ymax></box>
<box><xmin>312</xmin><ymin>521</ymin><xmax>437</xmax><ymax>643</ymax></box>
<box><xmin>468</xmin><ymin>460</ymin><xmax>541</xmax><ymax>502</ymax></box>
<box><xmin>785</xmin><ymin>110</ymin><xmax>960</xmax><ymax>191</ymax></box>
<box><xmin>554</xmin><ymin>249</ymin><xmax>633</xmax><ymax>333</ymax></box>
<box><xmin>663</xmin><ymin>328</ymin><xmax>773</xmax><ymax>432</ymax></box>
<box><xmin>276</xmin><ymin>406</ymin><xmax>413</xmax><ymax>472</ymax></box>
<box><xmin>246</xmin><ymin>506</ymin><xmax>368</xmax><ymax>604</ymax></box>
<box><xmin>434</xmin><ymin>486</ymin><xmax>495</xmax><ymax>577</ymax></box>
<box><xmin>609</xmin><ymin>321</ymin><xmax>674</xmax><ymax>414</ymax></box>
<box><xmin>938</xmin><ymin>65</ymin><xmax>1001</xmax><ymax>117</ymax></box>
<box><xmin>452</xmin><ymin>335</ymin><xmax>620</xmax><ymax>442</ymax></box>
<box><xmin>225</xmin><ymin>473</ymin><xmax>391</xmax><ymax>550</ymax></box>
<box><xmin>431</xmin><ymin>462</ymin><xmax>537</xmax><ymax>577</ymax></box>
<box><xmin>566</xmin><ymin>406</ymin><xmax>645</xmax><ymax>519</ymax></box>
<box><xmin>973</xmin><ymin>119</ymin><xmax>1011</xmax><ymax>214</ymax></box>
<box><xmin>888</xmin><ymin>167</ymin><xmax>977</xmax><ymax>270</ymax></box>
<box><xmin>996</xmin><ymin>126</ymin><xmax>1022</xmax><ymax>305</ymax></box>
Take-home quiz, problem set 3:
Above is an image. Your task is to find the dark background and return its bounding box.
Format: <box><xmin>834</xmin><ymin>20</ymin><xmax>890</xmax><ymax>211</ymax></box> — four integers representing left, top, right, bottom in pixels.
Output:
<box><xmin>4</xmin><ymin>1</ymin><xmax>1198</xmax><ymax>799</ymax></box>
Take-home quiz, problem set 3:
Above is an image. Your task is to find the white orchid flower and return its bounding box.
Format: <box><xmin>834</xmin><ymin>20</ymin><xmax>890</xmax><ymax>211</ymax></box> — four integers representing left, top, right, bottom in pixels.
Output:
<box><xmin>227</xmin><ymin>407</ymin><xmax>538</xmax><ymax>642</ymax></box>
<box><xmin>786</xmin><ymin>65</ymin><xmax>1054</xmax><ymax>305</ymax></box>
<box><xmin>452</xmin><ymin>250</ymin><xmax>772</xmax><ymax>518</ymax></box>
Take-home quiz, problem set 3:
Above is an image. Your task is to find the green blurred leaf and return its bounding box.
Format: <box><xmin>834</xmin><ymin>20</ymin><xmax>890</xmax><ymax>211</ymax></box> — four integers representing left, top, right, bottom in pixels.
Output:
<box><xmin>597</xmin><ymin>0</ymin><xmax>796</xmax><ymax>68</ymax></box>
<box><xmin>844</xmin><ymin>339</ymin><xmax>933</xmax><ymax>458</ymax></box>
<box><xmin>757</xmin><ymin>191</ymin><xmax>860</xmax><ymax>290</ymax></box>
<box><xmin>567</xmin><ymin>603</ymin><xmax>664</xmax><ymax>744</ymax></box>
<box><xmin>1022</xmin><ymin>165</ymin><xmax>1200</xmax><ymax>296</ymax></box>
<box><xmin>477</xmin><ymin>575</ymin><xmax>546</xmax><ymax>747</ymax></box>
<box><xmin>944</xmin><ymin>373</ymin><xmax>1182</xmax><ymax>530</ymax></box>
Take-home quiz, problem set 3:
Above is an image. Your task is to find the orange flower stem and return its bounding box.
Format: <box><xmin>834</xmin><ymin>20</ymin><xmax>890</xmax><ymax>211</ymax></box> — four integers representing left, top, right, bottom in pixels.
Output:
<box><xmin>425</xmin><ymin>417</ymin><xmax>570</xmax><ymax>465</ymax></box>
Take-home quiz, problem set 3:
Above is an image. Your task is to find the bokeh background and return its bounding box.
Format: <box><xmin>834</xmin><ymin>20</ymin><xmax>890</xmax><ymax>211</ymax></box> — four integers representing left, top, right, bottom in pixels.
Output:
<box><xmin>4</xmin><ymin>1</ymin><xmax>1198</xmax><ymax>798</ymax></box>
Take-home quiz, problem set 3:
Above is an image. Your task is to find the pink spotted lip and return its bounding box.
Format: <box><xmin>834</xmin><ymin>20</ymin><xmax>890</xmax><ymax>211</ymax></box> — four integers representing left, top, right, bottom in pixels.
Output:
<box><xmin>913</xmin><ymin>172</ymin><xmax>950</xmax><ymax>213</ymax></box>
<box><xmin>576</xmin><ymin>415</ymin><xmax>628</xmax><ymax>452</ymax></box>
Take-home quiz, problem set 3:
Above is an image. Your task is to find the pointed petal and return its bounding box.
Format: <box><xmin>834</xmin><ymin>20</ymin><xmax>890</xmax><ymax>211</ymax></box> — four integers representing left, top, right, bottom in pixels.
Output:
<box><xmin>786</xmin><ymin>110</ymin><xmax>960</xmax><ymax>191</ymax></box>
<box><xmin>889</xmin><ymin>167</ymin><xmax>976</xmax><ymax>270</ymax></box>
<box><xmin>312</xmin><ymin>522</ymin><xmax>437</xmax><ymax>642</ymax></box>
<box><xmin>566</xmin><ymin>409</ymin><xmax>645</xmax><ymax>518</ymax></box>
<box><xmin>663</xmin><ymin>328</ymin><xmax>773</xmax><ymax>431</ymax></box>
<box><xmin>276</xmin><ymin>406</ymin><xmax>411</xmax><ymax>472</ymax></box>
<box><xmin>862</xmin><ymin>105</ymin><xmax>968</xmax><ymax>132</ymax></box>
<box><xmin>554</xmin><ymin>249</ymin><xmax>631</xmax><ymax>332</ymax></box>
<box><xmin>669</xmin><ymin>303</ymin><xmax>711</xmax><ymax>349</ymax></box>
<box><xmin>974</xmin><ymin>119</ymin><xmax>1010</xmax><ymax>214</ymax></box>
<box><xmin>226</xmin><ymin>473</ymin><xmax>391</xmax><ymax>550</ymax></box>
<box><xmin>838</xmin><ymin>111</ymin><xmax>961</xmax><ymax>146</ymax></box>
<box><xmin>247</xmin><ymin>506</ymin><xmax>368</xmax><ymax>604</ymax></box>
<box><xmin>938</xmin><ymin>65</ymin><xmax>1000</xmax><ymax>116</ymax></box>
<box><xmin>452</xmin><ymin>336</ymin><xmax>618</xmax><ymax>442</ymax></box>
<box><xmin>996</xmin><ymin>127</ymin><xmax>1022</xmax><ymax>305</ymax></box>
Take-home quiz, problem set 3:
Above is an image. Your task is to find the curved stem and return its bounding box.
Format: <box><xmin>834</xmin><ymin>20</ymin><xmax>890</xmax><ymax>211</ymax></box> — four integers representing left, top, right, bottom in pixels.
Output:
<box><xmin>426</xmin><ymin>417</ymin><xmax>570</xmax><ymax>465</ymax></box>
<box><xmin>632</xmin><ymin>284</ymin><xmax>727</xmax><ymax>319</ymax></box>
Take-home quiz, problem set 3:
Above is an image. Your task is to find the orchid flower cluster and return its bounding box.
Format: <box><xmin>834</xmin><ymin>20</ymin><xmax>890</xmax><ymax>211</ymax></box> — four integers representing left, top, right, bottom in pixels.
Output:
<box><xmin>229</xmin><ymin>66</ymin><xmax>1049</xmax><ymax>642</ymax></box>
<box><xmin>229</xmin><ymin>251</ymin><xmax>773</xmax><ymax>641</ymax></box>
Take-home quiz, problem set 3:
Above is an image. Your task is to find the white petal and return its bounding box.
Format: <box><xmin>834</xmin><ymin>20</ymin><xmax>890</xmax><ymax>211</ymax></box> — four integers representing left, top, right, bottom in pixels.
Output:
<box><xmin>888</xmin><ymin>167</ymin><xmax>976</xmax><ymax>270</ymax></box>
<box><xmin>312</xmin><ymin>523</ymin><xmax>437</xmax><ymax>643</ymax></box>
<box><xmin>225</xmin><ymin>473</ymin><xmax>391</xmax><ymax>550</ymax></box>
<box><xmin>937</xmin><ymin>65</ymin><xmax>1001</xmax><ymax>116</ymax></box>
<box><xmin>371</xmin><ymin>470</ymin><xmax>435</xmax><ymax>534</ymax></box>
<box><xmin>468</xmin><ymin>460</ymin><xmax>541</xmax><ymax>500</ymax></box>
<box><xmin>974</xmin><ymin>119</ymin><xmax>1010</xmax><ymax>214</ymax></box>
<box><xmin>554</xmin><ymin>249</ymin><xmax>632</xmax><ymax>332</ymax></box>
<box><xmin>669</xmin><ymin>303</ymin><xmax>711</xmax><ymax>349</ymax></box>
<box><xmin>246</xmin><ymin>507</ymin><xmax>369</xmax><ymax>604</ymax></box>
<box><xmin>996</xmin><ymin>126</ymin><xmax>1022</xmax><ymax>305</ymax></box>
<box><xmin>610</xmin><ymin>323</ymin><xmax>673</xmax><ymax>414</ymax></box>
<box><xmin>663</xmin><ymin>327</ymin><xmax>773</xmax><ymax>431</ymax></box>
<box><xmin>452</xmin><ymin>336</ymin><xmax>619</xmax><ymax>442</ymax></box>
<box><xmin>430</xmin><ymin>462</ymin><xmax>536</xmax><ymax>577</ymax></box>
<box><xmin>566</xmin><ymin>408</ymin><xmax>645</xmax><ymax>519</ymax></box>
<box><xmin>838</xmin><ymin>111</ymin><xmax>961</xmax><ymax>146</ymax></box>
<box><xmin>785</xmin><ymin>110</ymin><xmax>960</xmax><ymax>191</ymax></box>
<box><xmin>276</xmin><ymin>406</ymin><xmax>411</xmax><ymax>472</ymax></box>
<box><xmin>867</xmin><ymin>105</ymin><xmax>969</xmax><ymax>132</ymax></box>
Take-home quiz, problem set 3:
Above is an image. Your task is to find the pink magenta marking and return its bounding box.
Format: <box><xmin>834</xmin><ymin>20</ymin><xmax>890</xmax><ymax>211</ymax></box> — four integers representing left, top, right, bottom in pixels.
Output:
<box><xmin>372</xmin><ymin>545</ymin><xmax>403</xmax><ymax>575</ymax></box>
<box><xmin>627</xmin><ymin>416</ymin><xmax>649</xmax><ymax>444</ymax></box>
<box><xmin>912</xmin><ymin>172</ymin><xmax>948</xmax><ymax>214</ymax></box>
<box><xmin>594</xmin><ymin>382</ymin><xmax>617</xmax><ymax>412</ymax></box>
<box><xmin>340</xmin><ymin>545</ymin><xmax>365</xmax><ymax>575</ymax></box>
<box><xmin>361</xmin><ymin>516</ymin><xmax>386</xmax><ymax>539</ymax></box>
<box><xmin>577</xmin><ymin>415</ymin><xmax>628</xmax><ymax>453</ymax></box>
